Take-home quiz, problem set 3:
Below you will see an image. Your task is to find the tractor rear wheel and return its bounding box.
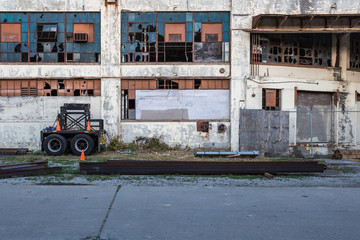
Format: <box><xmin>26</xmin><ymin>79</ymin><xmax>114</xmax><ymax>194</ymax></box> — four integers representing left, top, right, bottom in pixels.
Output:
<box><xmin>70</xmin><ymin>134</ymin><xmax>95</xmax><ymax>156</ymax></box>
<box><xmin>43</xmin><ymin>134</ymin><xmax>67</xmax><ymax>156</ymax></box>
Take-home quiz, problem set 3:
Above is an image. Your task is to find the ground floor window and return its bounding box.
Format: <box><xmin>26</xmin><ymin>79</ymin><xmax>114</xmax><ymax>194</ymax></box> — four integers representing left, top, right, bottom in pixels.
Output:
<box><xmin>0</xmin><ymin>79</ymin><xmax>101</xmax><ymax>97</ymax></box>
<box><xmin>121</xmin><ymin>79</ymin><xmax>230</xmax><ymax>120</ymax></box>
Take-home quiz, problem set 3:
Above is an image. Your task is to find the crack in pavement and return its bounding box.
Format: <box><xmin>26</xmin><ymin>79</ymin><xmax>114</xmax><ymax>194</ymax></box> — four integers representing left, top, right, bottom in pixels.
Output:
<box><xmin>96</xmin><ymin>185</ymin><xmax>121</xmax><ymax>239</ymax></box>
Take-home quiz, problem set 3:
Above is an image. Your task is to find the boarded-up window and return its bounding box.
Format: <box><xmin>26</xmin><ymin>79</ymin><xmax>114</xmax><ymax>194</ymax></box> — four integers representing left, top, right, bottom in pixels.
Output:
<box><xmin>121</xmin><ymin>79</ymin><xmax>230</xmax><ymax>120</ymax></box>
<box><xmin>73</xmin><ymin>23</ymin><xmax>94</xmax><ymax>42</ymax></box>
<box><xmin>165</xmin><ymin>24</ymin><xmax>185</xmax><ymax>42</ymax></box>
<box><xmin>262</xmin><ymin>89</ymin><xmax>281</xmax><ymax>110</ymax></box>
<box><xmin>201</xmin><ymin>24</ymin><xmax>222</xmax><ymax>42</ymax></box>
<box><xmin>1</xmin><ymin>23</ymin><xmax>21</xmax><ymax>42</ymax></box>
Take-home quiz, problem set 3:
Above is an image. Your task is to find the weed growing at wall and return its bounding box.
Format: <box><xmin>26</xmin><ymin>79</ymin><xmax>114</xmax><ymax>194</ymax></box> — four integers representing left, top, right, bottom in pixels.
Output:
<box><xmin>106</xmin><ymin>136</ymin><xmax>172</xmax><ymax>152</ymax></box>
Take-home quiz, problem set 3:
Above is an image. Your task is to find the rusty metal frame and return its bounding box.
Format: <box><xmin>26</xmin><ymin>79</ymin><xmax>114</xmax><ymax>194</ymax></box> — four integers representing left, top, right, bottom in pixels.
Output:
<box><xmin>247</xmin><ymin>14</ymin><xmax>360</xmax><ymax>32</ymax></box>
<box><xmin>277</xmin><ymin>16</ymin><xmax>288</xmax><ymax>28</ymax></box>
<box><xmin>301</xmin><ymin>16</ymin><xmax>314</xmax><ymax>28</ymax></box>
<box><xmin>326</xmin><ymin>15</ymin><xmax>340</xmax><ymax>28</ymax></box>
<box><xmin>351</xmin><ymin>18</ymin><xmax>360</xmax><ymax>28</ymax></box>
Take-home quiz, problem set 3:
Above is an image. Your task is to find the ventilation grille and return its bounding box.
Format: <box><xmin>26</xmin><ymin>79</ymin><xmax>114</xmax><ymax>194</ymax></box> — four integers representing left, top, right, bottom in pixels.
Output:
<box><xmin>74</xmin><ymin>33</ymin><xmax>89</xmax><ymax>42</ymax></box>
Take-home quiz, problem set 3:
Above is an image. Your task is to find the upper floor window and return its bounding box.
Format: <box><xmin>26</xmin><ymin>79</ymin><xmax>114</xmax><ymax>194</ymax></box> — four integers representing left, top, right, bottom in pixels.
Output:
<box><xmin>0</xmin><ymin>12</ymin><xmax>101</xmax><ymax>63</ymax></box>
<box><xmin>121</xmin><ymin>12</ymin><xmax>230</xmax><ymax>63</ymax></box>
<box><xmin>350</xmin><ymin>33</ymin><xmax>360</xmax><ymax>70</ymax></box>
<box><xmin>251</xmin><ymin>33</ymin><xmax>331</xmax><ymax>67</ymax></box>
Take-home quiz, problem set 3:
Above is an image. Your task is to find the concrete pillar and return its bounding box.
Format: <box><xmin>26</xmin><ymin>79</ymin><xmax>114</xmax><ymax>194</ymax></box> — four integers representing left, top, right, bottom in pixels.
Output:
<box><xmin>230</xmin><ymin>29</ymin><xmax>251</xmax><ymax>151</ymax></box>
<box><xmin>339</xmin><ymin>33</ymin><xmax>350</xmax><ymax>81</ymax></box>
<box><xmin>101</xmin><ymin>1</ymin><xmax>121</xmax><ymax>138</ymax></box>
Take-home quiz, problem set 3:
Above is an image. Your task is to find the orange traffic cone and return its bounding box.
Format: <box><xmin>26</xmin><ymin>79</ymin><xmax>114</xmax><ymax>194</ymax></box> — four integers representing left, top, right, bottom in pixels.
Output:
<box><xmin>80</xmin><ymin>149</ymin><xmax>85</xmax><ymax>161</ymax></box>
<box><xmin>86</xmin><ymin>121</ymin><xmax>91</xmax><ymax>131</ymax></box>
<box><xmin>56</xmin><ymin>120</ymin><xmax>61</xmax><ymax>131</ymax></box>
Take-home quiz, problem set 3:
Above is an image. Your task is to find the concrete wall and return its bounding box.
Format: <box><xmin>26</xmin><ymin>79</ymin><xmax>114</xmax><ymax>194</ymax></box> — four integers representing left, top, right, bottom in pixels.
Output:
<box><xmin>0</xmin><ymin>96</ymin><xmax>101</xmax><ymax>149</ymax></box>
<box><xmin>0</xmin><ymin>0</ymin><xmax>360</xmax><ymax>153</ymax></box>
<box><xmin>120</xmin><ymin>121</ymin><xmax>230</xmax><ymax>149</ymax></box>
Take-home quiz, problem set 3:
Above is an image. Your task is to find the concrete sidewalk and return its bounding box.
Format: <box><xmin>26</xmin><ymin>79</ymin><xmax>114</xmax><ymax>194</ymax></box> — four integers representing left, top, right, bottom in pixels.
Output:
<box><xmin>1</xmin><ymin>184</ymin><xmax>360</xmax><ymax>240</ymax></box>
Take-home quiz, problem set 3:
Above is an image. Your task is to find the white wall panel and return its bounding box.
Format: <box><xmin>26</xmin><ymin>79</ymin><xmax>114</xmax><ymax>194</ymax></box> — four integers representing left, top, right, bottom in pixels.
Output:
<box><xmin>136</xmin><ymin>90</ymin><xmax>229</xmax><ymax>120</ymax></box>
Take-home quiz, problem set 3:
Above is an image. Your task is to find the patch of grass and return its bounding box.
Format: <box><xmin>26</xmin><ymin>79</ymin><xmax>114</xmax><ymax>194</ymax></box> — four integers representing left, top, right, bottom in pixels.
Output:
<box><xmin>332</xmin><ymin>167</ymin><xmax>356</xmax><ymax>174</ymax></box>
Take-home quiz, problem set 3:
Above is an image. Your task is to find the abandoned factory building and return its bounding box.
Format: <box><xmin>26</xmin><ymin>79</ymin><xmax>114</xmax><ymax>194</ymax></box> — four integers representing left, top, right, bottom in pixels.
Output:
<box><xmin>1</xmin><ymin>0</ymin><xmax>360</xmax><ymax>156</ymax></box>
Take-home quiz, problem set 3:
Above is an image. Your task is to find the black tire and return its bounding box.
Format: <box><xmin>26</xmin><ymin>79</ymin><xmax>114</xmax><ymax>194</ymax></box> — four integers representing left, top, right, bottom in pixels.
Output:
<box><xmin>70</xmin><ymin>134</ymin><xmax>95</xmax><ymax>156</ymax></box>
<box><xmin>43</xmin><ymin>134</ymin><xmax>67</xmax><ymax>156</ymax></box>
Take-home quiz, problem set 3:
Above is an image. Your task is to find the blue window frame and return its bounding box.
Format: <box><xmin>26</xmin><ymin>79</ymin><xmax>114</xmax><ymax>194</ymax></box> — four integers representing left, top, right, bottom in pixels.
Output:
<box><xmin>0</xmin><ymin>12</ymin><xmax>101</xmax><ymax>63</ymax></box>
<box><xmin>121</xmin><ymin>11</ymin><xmax>230</xmax><ymax>63</ymax></box>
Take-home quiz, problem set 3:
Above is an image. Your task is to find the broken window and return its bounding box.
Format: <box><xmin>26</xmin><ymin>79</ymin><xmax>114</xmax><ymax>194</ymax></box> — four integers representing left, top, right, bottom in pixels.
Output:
<box><xmin>121</xmin><ymin>79</ymin><xmax>229</xmax><ymax>120</ymax></box>
<box><xmin>0</xmin><ymin>79</ymin><xmax>101</xmax><ymax>97</ymax></box>
<box><xmin>121</xmin><ymin>12</ymin><xmax>230</xmax><ymax>63</ymax></box>
<box><xmin>0</xmin><ymin>12</ymin><xmax>100</xmax><ymax>63</ymax></box>
<box><xmin>251</xmin><ymin>34</ymin><xmax>331</xmax><ymax>67</ymax></box>
<box><xmin>262</xmin><ymin>89</ymin><xmax>281</xmax><ymax>111</ymax></box>
<box><xmin>37</xmin><ymin>24</ymin><xmax>57</xmax><ymax>42</ymax></box>
<box><xmin>0</xmin><ymin>22</ymin><xmax>24</xmax><ymax>62</ymax></box>
<box><xmin>350</xmin><ymin>33</ymin><xmax>360</xmax><ymax>70</ymax></box>
<box><xmin>194</xmin><ymin>23</ymin><xmax>224</xmax><ymax>62</ymax></box>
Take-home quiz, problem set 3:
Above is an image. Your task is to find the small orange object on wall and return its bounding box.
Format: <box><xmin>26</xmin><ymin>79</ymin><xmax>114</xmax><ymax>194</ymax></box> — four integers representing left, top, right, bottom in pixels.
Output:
<box><xmin>266</xmin><ymin>89</ymin><xmax>277</xmax><ymax>107</ymax></box>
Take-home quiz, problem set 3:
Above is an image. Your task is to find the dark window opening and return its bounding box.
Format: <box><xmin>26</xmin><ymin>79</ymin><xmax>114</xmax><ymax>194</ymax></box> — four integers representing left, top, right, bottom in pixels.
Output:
<box><xmin>251</xmin><ymin>33</ymin><xmax>331</xmax><ymax>67</ymax></box>
<box><xmin>74</xmin><ymin>89</ymin><xmax>80</xmax><ymax>96</ymax></box>
<box><xmin>67</xmin><ymin>53</ymin><xmax>73</xmax><ymax>62</ymax></box>
<box><xmin>44</xmin><ymin>82</ymin><xmax>51</xmax><ymax>89</ymax></box>
<box><xmin>194</xmin><ymin>79</ymin><xmax>201</xmax><ymax>89</ymax></box>
<box><xmin>21</xmin><ymin>53</ymin><xmax>28</xmax><ymax>62</ymax></box>
<box><xmin>37</xmin><ymin>24</ymin><xmax>58</xmax><ymax>42</ymax></box>
<box><xmin>129</xmin><ymin>99</ymin><xmax>135</xmax><ymax>109</ymax></box>
<box><xmin>165</xmin><ymin>43</ymin><xmax>187</xmax><ymax>62</ymax></box>
<box><xmin>51</xmin><ymin>89</ymin><xmax>57</xmax><ymax>96</ymax></box>
<box><xmin>58</xmin><ymin>80</ymin><xmax>65</xmax><ymax>89</ymax></box>
<box><xmin>350</xmin><ymin>33</ymin><xmax>360</xmax><ymax>70</ymax></box>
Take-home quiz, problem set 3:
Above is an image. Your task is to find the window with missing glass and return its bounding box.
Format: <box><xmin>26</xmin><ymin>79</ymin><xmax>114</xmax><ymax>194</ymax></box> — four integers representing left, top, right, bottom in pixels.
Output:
<box><xmin>0</xmin><ymin>12</ymin><xmax>101</xmax><ymax>63</ymax></box>
<box><xmin>121</xmin><ymin>12</ymin><xmax>230</xmax><ymax>63</ymax></box>
<box><xmin>251</xmin><ymin>33</ymin><xmax>331</xmax><ymax>67</ymax></box>
<box><xmin>0</xmin><ymin>79</ymin><xmax>101</xmax><ymax>97</ymax></box>
<box><xmin>350</xmin><ymin>33</ymin><xmax>360</xmax><ymax>70</ymax></box>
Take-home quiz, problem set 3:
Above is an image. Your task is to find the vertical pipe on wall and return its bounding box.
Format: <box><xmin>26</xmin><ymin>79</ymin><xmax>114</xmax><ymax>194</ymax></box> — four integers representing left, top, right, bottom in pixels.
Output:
<box><xmin>310</xmin><ymin>110</ymin><xmax>313</xmax><ymax>158</ymax></box>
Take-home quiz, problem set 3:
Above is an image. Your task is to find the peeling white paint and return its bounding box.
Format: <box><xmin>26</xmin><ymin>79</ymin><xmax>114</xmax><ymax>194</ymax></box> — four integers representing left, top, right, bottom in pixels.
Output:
<box><xmin>121</xmin><ymin>121</ymin><xmax>230</xmax><ymax>149</ymax></box>
<box><xmin>1</xmin><ymin>0</ymin><xmax>360</xmax><ymax>153</ymax></box>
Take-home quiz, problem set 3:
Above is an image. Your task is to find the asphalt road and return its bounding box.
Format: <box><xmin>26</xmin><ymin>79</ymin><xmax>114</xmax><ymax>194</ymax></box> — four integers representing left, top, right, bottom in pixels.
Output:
<box><xmin>0</xmin><ymin>184</ymin><xmax>359</xmax><ymax>240</ymax></box>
